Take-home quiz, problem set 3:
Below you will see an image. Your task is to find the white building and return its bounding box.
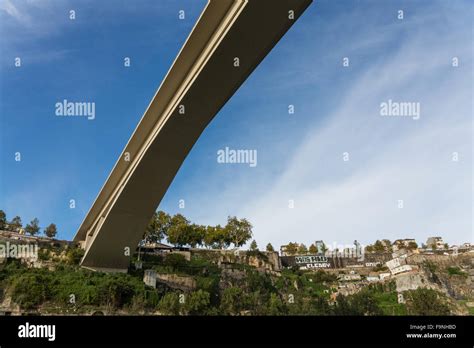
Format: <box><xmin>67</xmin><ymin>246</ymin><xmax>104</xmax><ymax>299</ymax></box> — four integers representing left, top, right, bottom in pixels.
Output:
<box><xmin>426</xmin><ymin>237</ymin><xmax>446</xmax><ymax>250</ymax></box>
<box><xmin>391</xmin><ymin>264</ymin><xmax>413</xmax><ymax>275</ymax></box>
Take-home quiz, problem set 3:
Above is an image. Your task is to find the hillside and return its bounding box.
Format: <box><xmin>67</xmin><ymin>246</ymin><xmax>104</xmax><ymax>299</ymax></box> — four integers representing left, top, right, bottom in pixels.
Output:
<box><xmin>0</xmin><ymin>243</ymin><xmax>472</xmax><ymax>316</ymax></box>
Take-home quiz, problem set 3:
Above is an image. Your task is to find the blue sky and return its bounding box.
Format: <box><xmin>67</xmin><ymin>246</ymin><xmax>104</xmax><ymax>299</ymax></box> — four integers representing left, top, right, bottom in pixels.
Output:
<box><xmin>0</xmin><ymin>0</ymin><xmax>472</xmax><ymax>249</ymax></box>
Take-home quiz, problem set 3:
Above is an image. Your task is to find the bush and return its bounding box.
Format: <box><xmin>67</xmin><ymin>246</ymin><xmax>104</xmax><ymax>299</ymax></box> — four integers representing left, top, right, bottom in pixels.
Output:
<box><xmin>406</xmin><ymin>288</ymin><xmax>450</xmax><ymax>315</ymax></box>
<box><xmin>184</xmin><ymin>290</ymin><xmax>210</xmax><ymax>315</ymax></box>
<box><xmin>11</xmin><ymin>272</ymin><xmax>51</xmax><ymax>309</ymax></box>
<box><xmin>220</xmin><ymin>287</ymin><xmax>244</xmax><ymax>315</ymax></box>
<box><xmin>333</xmin><ymin>288</ymin><xmax>383</xmax><ymax>316</ymax></box>
<box><xmin>163</xmin><ymin>253</ymin><xmax>187</xmax><ymax>270</ymax></box>
<box><xmin>65</xmin><ymin>247</ymin><xmax>85</xmax><ymax>265</ymax></box>
<box><xmin>157</xmin><ymin>292</ymin><xmax>181</xmax><ymax>315</ymax></box>
<box><xmin>446</xmin><ymin>266</ymin><xmax>467</xmax><ymax>277</ymax></box>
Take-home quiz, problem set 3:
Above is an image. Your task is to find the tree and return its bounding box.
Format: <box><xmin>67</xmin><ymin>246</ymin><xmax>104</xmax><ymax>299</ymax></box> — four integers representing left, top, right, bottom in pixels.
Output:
<box><xmin>145</xmin><ymin>211</ymin><xmax>171</xmax><ymax>243</ymax></box>
<box><xmin>373</xmin><ymin>240</ymin><xmax>385</xmax><ymax>253</ymax></box>
<box><xmin>250</xmin><ymin>240</ymin><xmax>258</xmax><ymax>251</ymax></box>
<box><xmin>44</xmin><ymin>223</ymin><xmax>57</xmax><ymax>238</ymax></box>
<box><xmin>266</xmin><ymin>243</ymin><xmax>274</xmax><ymax>252</ymax></box>
<box><xmin>203</xmin><ymin>225</ymin><xmax>228</xmax><ymax>249</ymax></box>
<box><xmin>225</xmin><ymin>216</ymin><xmax>252</xmax><ymax>249</ymax></box>
<box><xmin>0</xmin><ymin>210</ymin><xmax>6</xmax><ymax>230</ymax></box>
<box><xmin>297</xmin><ymin>243</ymin><xmax>308</xmax><ymax>255</ymax></box>
<box><xmin>166</xmin><ymin>214</ymin><xmax>192</xmax><ymax>247</ymax></box>
<box><xmin>10</xmin><ymin>216</ymin><xmax>22</xmax><ymax>232</ymax></box>
<box><xmin>188</xmin><ymin>224</ymin><xmax>206</xmax><ymax>248</ymax></box>
<box><xmin>407</xmin><ymin>241</ymin><xmax>418</xmax><ymax>250</ymax></box>
<box><xmin>284</xmin><ymin>242</ymin><xmax>298</xmax><ymax>255</ymax></box>
<box><xmin>318</xmin><ymin>241</ymin><xmax>328</xmax><ymax>254</ymax></box>
<box><xmin>382</xmin><ymin>239</ymin><xmax>393</xmax><ymax>252</ymax></box>
<box><xmin>25</xmin><ymin>218</ymin><xmax>40</xmax><ymax>236</ymax></box>
<box><xmin>309</xmin><ymin>243</ymin><xmax>318</xmax><ymax>254</ymax></box>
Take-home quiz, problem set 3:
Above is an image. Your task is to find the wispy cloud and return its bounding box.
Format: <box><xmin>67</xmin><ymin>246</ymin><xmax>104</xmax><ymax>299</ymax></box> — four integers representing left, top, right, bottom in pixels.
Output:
<box><xmin>0</xmin><ymin>0</ymin><xmax>31</xmax><ymax>25</ymax></box>
<box><xmin>166</xmin><ymin>0</ymin><xmax>472</xmax><ymax>247</ymax></box>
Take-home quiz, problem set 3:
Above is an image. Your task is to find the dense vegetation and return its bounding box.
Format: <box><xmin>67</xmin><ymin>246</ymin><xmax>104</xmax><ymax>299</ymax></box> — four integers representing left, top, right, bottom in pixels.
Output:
<box><xmin>0</xmin><ymin>251</ymin><xmax>454</xmax><ymax>316</ymax></box>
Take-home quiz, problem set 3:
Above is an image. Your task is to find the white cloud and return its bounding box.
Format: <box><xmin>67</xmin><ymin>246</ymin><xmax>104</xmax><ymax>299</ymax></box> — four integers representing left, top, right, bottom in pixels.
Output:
<box><xmin>177</xmin><ymin>1</ymin><xmax>472</xmax><ymax>248</ymax></box>
<box><xmin>0</xmin><ymin>0</ymin><xmax>31</xmax><ymax>24</ymax></box>
<box><xmin>234</xmin><ymin>19</ymin><xmax>472</xmax><ymax>247</ymax></box>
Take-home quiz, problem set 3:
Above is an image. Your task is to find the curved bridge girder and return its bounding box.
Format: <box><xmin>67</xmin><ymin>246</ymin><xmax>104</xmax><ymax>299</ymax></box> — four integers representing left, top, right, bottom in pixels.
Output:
<box><xmin>73</xmin><ymin>0</ymin><xmax>312</xmax><ymax>271</ymax></box>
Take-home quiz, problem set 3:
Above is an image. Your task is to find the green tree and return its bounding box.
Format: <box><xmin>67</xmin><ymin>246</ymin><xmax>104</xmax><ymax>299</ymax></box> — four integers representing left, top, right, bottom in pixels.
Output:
<box><xmin>188</xmin><ymin>224</ymin><xmax>206</xmax><ymax>248</ymax></box>
<box><xmin>225</xmin><ymin>216</ymin><xmax>253</xmax><ymax>249</ymax></box>
<box><xmin>284</xmin><ymin>242</ymin><xmax>298</xmax><ymax>255</ymax></box>
<box><xmin>44</xmin><ymin>223</ymin><xmax>57</xmax><ymax>238</ymax></box>
<box><xmin>0</xmin><ymin>210</ymin><xmax>6</xmax><ymax>230</ymax></box>
<box><xmin>25</xmin><ymin>218</ymin><xmax>40</xmax><ymax>236</ymax></box>
<box><xmin>167</xmin><ymin>214</ymin><xmax>192</xmax><ymax>247</ymax></box>
<box><xmin>308</xmin><ymin>243</ymin><xmax>317</xmax><ymax>254</ymax></box>
<box><xmin>250</xmin><ymin>240</ymin><xmax>258</xmax><ymax>251</ymax></box>
<box><xmin>203</xmin><ymin>225</ymin><xmax>228</xmax><ymax>249</ymax></box>
<box><xmin>266</xmin><ymin>243</ymin><xmax>274</xmax><ymax>252</ymax></box>
<box><xmin>10</xmin><ymin>216</ymin><xmax>22</xmax><ymax>232</ymax></box>
<box><xmin>373</xmin><ymin>240</ymin><xmax>385</xmax><ymax>252</ymax></box>
<box><xmin>145</xmin><ymin>211</ymin><xmax>171</xmax><ymax>243</ymax></box>
<box><xmin>298</xmin><ymin>243</ymin><xmax>308</xmax><ymax>255</ymax></box>
<box><xmin>407</xmin><ymin>241</ymin><xmax>418</xmax><ymax>250</ymax></box>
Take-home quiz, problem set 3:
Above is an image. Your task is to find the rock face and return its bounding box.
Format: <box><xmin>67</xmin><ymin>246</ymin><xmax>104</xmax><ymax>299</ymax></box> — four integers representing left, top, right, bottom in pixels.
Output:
<box><xmin>192</xmin><ymin>249</ymin><xmax>281</xmax><ymax>272</ymax></box>
<box><xmin>0</xmin><ymin>295</ymin><xmax>21</xmax><ymax>315</ymax></box>
<box><xmin>395</xmin><ymin>272</ymin><xmax>433</xmax><ymax>292</ymax></box>
<box><xmin>155</xmin><ymin>273</ymin><xmax>196</xmax><ymax>291</ymax></box>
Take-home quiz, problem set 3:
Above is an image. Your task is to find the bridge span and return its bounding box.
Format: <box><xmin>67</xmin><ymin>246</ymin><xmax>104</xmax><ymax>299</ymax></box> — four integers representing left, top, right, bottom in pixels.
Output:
<box><xmin>74</xmin><ymin>0</ymin><xmax>312</xmax><ymax>271</ymax></box>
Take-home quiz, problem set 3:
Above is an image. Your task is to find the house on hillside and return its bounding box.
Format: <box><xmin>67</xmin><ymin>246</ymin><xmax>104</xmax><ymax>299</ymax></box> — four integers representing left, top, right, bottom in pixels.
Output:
<box><xmin>426</xmin><ymin>237</ymin><xmax>446</xmax><ymax>250</ymax></box>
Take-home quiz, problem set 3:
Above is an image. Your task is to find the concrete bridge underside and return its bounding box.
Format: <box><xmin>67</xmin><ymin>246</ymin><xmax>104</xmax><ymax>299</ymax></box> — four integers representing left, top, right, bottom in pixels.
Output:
<box><xmin>73</xmin><ymin>0</ymin><xmax>312</xmax><ymax>272</ymax></box>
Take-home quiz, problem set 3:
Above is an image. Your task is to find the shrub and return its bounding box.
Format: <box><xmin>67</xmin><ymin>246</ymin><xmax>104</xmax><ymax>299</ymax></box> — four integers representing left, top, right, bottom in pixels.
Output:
<box><xmin>446</xmin><ymin>266</ymin><xmax>467</xmax><ymax>277</ymax></box>
<box><xmin>406</xmin><ymin>288</ymin><xmax>450</xmax><ymax>315</ymax></box>
<box><xmin>157</xmin><ymin>292</ymin><xmax>181</xmax><ymax>315</ymax></box>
